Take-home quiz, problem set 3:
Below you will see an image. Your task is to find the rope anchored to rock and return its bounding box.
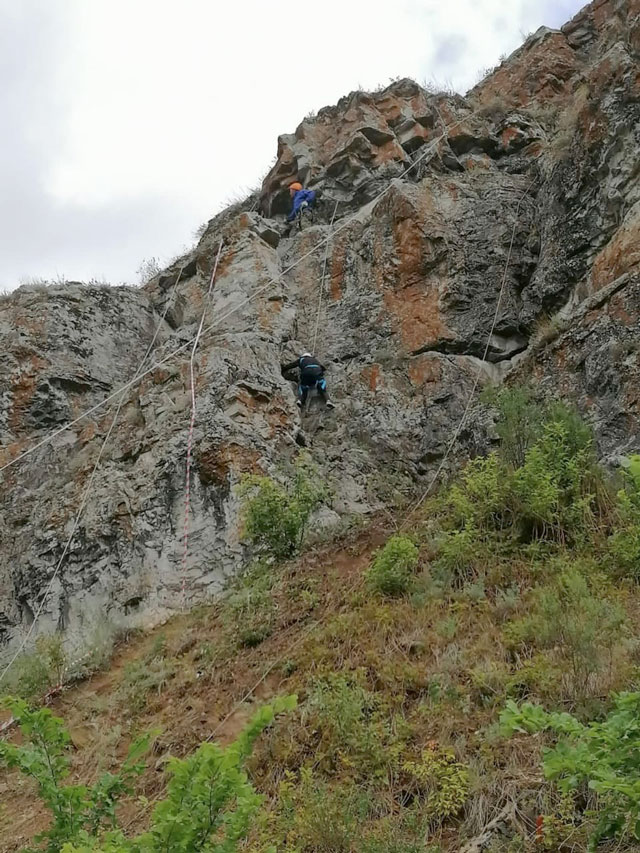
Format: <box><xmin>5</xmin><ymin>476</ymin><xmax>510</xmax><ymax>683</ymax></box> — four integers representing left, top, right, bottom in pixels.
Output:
<box><xmin>181</xmin><ymin>242</ymin><xmax>224</xmax><ymax>609</ymax></box>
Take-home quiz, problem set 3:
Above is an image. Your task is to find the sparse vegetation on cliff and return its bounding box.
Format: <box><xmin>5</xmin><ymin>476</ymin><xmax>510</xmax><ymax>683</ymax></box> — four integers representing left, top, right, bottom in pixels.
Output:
<box><xmin>4</xmin><ymin>392</ymin><xmax>640</xmax><ymax>852</ymax></box>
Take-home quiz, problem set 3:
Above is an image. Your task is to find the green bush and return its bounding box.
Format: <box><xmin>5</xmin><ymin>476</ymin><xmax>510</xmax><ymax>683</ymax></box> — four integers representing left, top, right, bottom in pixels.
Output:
<box><xmin>366</xmin><ymin>536</ymin><xmax>419</xmax><ymax>597</ymax></box>
<box><xmin>609</xmin><ymin>455</ymin><xmax>640</xmax><ymax>579</ymax></box>
<box><xmin>504</xmin><ymin>562</ymin><xmax>625</xmax><ymax>697</ymax></box>
<box><xmin>402</xmin><ymin>746</ymin><xmax>469</xmax><ymax>824</ymax></box>
<box><xmin>489</xmin><ymin>385</ymin><xmax>543</xmax><ymax>469</ymax></box>
<box><xmin>432</xmin><ymin>453</ymin><xmax>509</xmax><ymax>587</ymax></box>
<box><xmin>0</xmin><ymin>694</ymin><xmax>296</xmax><ymax>853</ymax></box>
<box><xmin>513</xmin><ymin>404</ymin><xmax>606</xmax><ymax>543</ymax></box>
<box><xmin>445</xmin><ymin>453</ymin><xmax>511</xmax><ymax>534</ymax></box>
<box><xmin>224</xmin><ymin>560</ymin><xmax>276</xmax><ymax>648</ymax></box>
<box><xmin>240</xmin><ymin>456</ymin><xmax>326</xmax><ymax>560</ymax></box>
<box><xmin>501</xmin><ymin>691</ymin><xmax>640</xmax><ymax>850</ymax></box>
<box><xmin>2</xmin><ymin>634</ymin><xmax>67</xmax><ymax>704</ymax></box>
<box><xmin>0</xmin><ymin>697</ymin><xmax>151</xmax><ymax>852</ymax></box>
<box><xmin>505</xmin><ymin>652</ymin><xmax>564</xmax><ymax>703</ymax></box>
<box><xmin>433</xmin><ymin>401</ymin><xmax>610</xmax><ymax>581</ymax></box>
<box><xmin>268</xmin><ymin>770</ymin><xmax>370</xmax><ymax>853</ymax></box>
<box><xmin>304</xmin><ymin>675</ymin><xmax>391</xmax><ymax>778</ymax></box>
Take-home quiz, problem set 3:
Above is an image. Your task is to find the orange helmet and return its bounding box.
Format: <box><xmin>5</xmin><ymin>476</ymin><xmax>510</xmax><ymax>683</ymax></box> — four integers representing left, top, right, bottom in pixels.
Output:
<box><xmin>289</xmin><ymin>181</ymin><xmax>303</xmax><ymax>192</ymax></box>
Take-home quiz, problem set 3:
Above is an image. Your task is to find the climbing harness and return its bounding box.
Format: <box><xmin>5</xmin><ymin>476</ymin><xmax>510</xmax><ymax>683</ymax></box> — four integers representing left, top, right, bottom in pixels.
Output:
<box><xmin>295</xmin><ymin>201</ymin><xmax>314</xmax><ymax>231</ymax></box>
<box><xmin>181</xmin><ymin>242</ymin><xmax>224</xmax><ymax>609</ymax></box>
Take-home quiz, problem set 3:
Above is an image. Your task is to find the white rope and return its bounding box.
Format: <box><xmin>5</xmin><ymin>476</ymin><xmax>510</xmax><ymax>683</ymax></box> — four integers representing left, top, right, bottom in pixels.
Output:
<box><xmin>400</xmin><ymin>176</ymin><xmax>536</xmax><ymax>529</ymax></box>
<box><xmin>180</xmin><ymin>243</ymin><xmax>224</xmax><ymax>608</ymax></box>
<box><xmin>311</xmin><ymin>200</ymin><xmax>340</xmax><ymax>353</ymax></box>
<box><xmin>0</xmin><ymin>109</ymin><xmax>473</xmax><ymax>684</ymax></box>
<box><xmin>0</xmin><ymin>111</ymin><xmax>463</xmax><ymax>477</ymax></box>
<box><xmin>0</xmin><ymin>265</ymin><xmax>186</xmax><ymax>687</ymax></box>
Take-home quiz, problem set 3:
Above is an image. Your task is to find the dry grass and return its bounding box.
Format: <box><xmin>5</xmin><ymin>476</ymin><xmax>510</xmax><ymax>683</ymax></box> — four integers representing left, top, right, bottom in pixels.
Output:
<box><xmin>2</xmin><ymin>497</ymin><xmax>639</xmax><ymax>851</ymax></box>
<box><xmin>529</xmin><ymin>312</ymin><xmax>568</xmax><ymax>349</ymax></box>
<box><xmin>548</xmin><ymin>83</ymin><xmax>591</xmax><ymax>161</ymax></box>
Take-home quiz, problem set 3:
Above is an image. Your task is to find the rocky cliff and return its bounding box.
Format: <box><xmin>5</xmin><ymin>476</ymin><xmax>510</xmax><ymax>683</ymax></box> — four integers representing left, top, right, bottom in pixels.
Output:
<box><xmin>1</xmin><ymin>0</ymin><xmax>639</xmax><ymax>660</ymax></box>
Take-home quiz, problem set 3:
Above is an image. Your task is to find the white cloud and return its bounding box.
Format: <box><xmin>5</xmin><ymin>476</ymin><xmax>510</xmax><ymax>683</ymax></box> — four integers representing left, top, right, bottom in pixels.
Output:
<box><xmin>0</xmin><ymin>0</ymin><xmax>585</xmax><ymax>290</ymax></box>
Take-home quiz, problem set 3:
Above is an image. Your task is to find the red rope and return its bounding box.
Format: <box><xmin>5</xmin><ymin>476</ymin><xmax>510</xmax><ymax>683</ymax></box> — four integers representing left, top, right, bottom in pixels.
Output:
<box><xmin>180</xmin><ymin>243</ymin><xmax>224</xmax><ymax>608</ymax></box>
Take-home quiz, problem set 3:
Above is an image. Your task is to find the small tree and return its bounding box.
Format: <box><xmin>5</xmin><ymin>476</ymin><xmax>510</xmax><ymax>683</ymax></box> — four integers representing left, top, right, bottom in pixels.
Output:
<box><xmin>491</xmin><ymin>386</ymin><xmax>543</xmax><ymax>469</ymax></box>
<box><xmin>1</xmin><ymin>695</ymin><xmax>296</xmax><ymax>853</ymax></box>
<box><xmin>513</xmin><ymin>405</ymin><xmax>604</xmax><ymax>543</ymax></box>
<box><xmin>609</xmin><ymin>455</ymin><xmax>640</xmax><ymax>579</ymax></box>
<box><xmin>3</xmin><ymin>634</ymin><xmax>68</xmax><ymax>705</ymax></box>
<box><xmin>136</xmin><ymin>257</ymin><xmax>162</xmax><ymax>285</ymax></box>
<box><xmin>134</xmin><ymin>696</ymin><xmax>297</xmax><ymax>853</ymax></box>
<box><xmin>366</xmin><ymin>536</ymin><xmax>419</xmax><ymax>597</ymax></box>
<box><xmin>240</xmin><ymin>456</ymin><xmax>327</xmax><ymax>560</ymax></box>
<box><xmin>0</xmin><ymin>698</ymin><xmax>151</xmax><ymax>852</ymax></box>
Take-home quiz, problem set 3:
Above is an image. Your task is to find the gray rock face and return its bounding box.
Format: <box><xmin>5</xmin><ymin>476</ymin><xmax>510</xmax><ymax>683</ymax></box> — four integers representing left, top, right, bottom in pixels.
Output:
<box><xmin>1</xmin><ymin>0</ymin><xmax>640</xmax><ymax>659</ymax></box>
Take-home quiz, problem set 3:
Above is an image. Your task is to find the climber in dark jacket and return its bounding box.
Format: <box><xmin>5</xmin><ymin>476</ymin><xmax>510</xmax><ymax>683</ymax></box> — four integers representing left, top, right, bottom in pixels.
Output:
<box><xmin>282</xmin><ymin>352</ymin><xmax>335</xmax><ymax>409</ymax></box>
<box><xmin>287</xmin><ymin>182</ymin><xmax>316</xmax><ymax>223</ymax></box>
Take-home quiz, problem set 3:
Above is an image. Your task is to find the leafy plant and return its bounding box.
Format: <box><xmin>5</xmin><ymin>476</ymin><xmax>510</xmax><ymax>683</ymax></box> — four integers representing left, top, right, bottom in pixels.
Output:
<box><xmin>513</xmin><ymin>403</ymin><xmax>606</xmax><ymax>543</ymax></box>
<box><xmin>608</xmin><ymin>455</ymin><xmax>640</xmax><ymax>579</ymax></box>
<box><xmin>432</xmin><ymin>452</ymin><xmax>510</xmax><ymax>587</ymax></box>
<box><xmin>133</xmin><ymin>696</ymin><xmax>297</xmax><ymax>853</ymax></box>
<box><xmin>402</xmin><ymin>745</ymin><xmax>469</xmax><ymax>823</ymax></box>
<box><xmin>266</xmin><ymin>770</ymin><xmax>370</xmax><ymax>853</ymax></box>
<box><xmin>366</xmin><ymin>536</ymin><xmax>419</xmax><ymax>597</ymax></box>
<box><xmin>504</xmin><ymin>562</ymin><xmax>625</xmax><ymax>697</ymax></box>
<box><xmin>443</xmin><ymin>454</ymin><xmax>511</xmax><ymax>533</ymax></box>
<box><xmin>0</xmin><ymin>697</ymin><xmax>151</xmax><ymax>852</ymax></box>
<box><xmin>488</xmin><ymin>386</ymin><xmax>542</xmax><ymax>468</ymax></box>
<box><xmin>1</xmin><ymin>695</ymin><xmax>296</xmax><ymax>853</ymax></box>
<box><xmin>2</xmin><ymin>634</ymin><xmax>67</xmax><ymax>704</ymax></box>
<box><xmin>239</xmin><ymin>456</ymin><xmax>326</xmax><ymax>560</ymax></box>
<box><xmin>304</xmin><ymin>675</ymin><xmax>392</xmax><ymax>777</ymax></box>
<box><xmin>501</xmin><ymin>691</ymin><xmax>640</xmax><ymax>850</ymax></box>
<box><xmin>436</xmin><ymin>401</ymin><xmax>609</xmax><ymax>563</ymax></box>
<box><xmin>224</xmin><ymin>560</ymin><xmax>276</xmax><ymax>647</ymax></box>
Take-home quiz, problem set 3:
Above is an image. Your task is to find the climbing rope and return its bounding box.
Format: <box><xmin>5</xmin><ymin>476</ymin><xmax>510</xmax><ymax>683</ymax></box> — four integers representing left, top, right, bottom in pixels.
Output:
<box><xmin>180</xmin><ymin>242</ymin><xmax>224</xmax><ymax>608</ymax></box>
<box><xmin>0</xmin><ymin>107</ymin><xmax>492</xmax><ymax>684</ymax></box>
<box><xmin>0</xmin><ymin>110</ymin><xmax>466</xmax><ymax>478</ymax></box>
<box><xmin>399</xmin><ymin>176</ymin><xmax>537</xmax><ymax>530</ymax></box>
<box><xmin>0</xmin><ymin>264</ymin><xmax>187</xmax><ymax>687</ymax></box>
<box><xmin>311</xmin><ymin>200</ymin><xmax>340</xmax><ymax>354</ymax></box>
<box><xmin>1</xmin><ymin>106</ymin><xmax>539</xmax><ymax>767</ymax></box>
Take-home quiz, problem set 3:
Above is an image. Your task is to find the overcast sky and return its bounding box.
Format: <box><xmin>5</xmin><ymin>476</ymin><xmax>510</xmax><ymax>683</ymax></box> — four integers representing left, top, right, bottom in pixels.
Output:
<box><xmin>0</xmin><ymin>0</ymin><xmax>585</xmax><ymax>291</ymax></box>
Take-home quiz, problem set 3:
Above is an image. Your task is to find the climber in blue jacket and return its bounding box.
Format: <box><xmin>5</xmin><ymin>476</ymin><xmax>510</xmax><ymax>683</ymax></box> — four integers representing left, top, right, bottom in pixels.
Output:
<box><xmin>287</xmin><ymin>182</ymin><xmax>316</xmax><ymax>223</ymax></box>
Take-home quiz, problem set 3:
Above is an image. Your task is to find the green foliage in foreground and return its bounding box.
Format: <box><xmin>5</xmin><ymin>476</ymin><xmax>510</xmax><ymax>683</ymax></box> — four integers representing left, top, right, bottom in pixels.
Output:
<box><xmin>501</xmin><ymin>692</ymin><xmax>640</xmax><ymax>851</ymax></box>
<box><xmin>0</xmin><ymin>694</ymin><xmax>296</xmax><ymax>853</ymax></box>
<box><xmin>0</xmin><ymin>697</ymin><xmax>151</xmax><ymax>853</ymax></box>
